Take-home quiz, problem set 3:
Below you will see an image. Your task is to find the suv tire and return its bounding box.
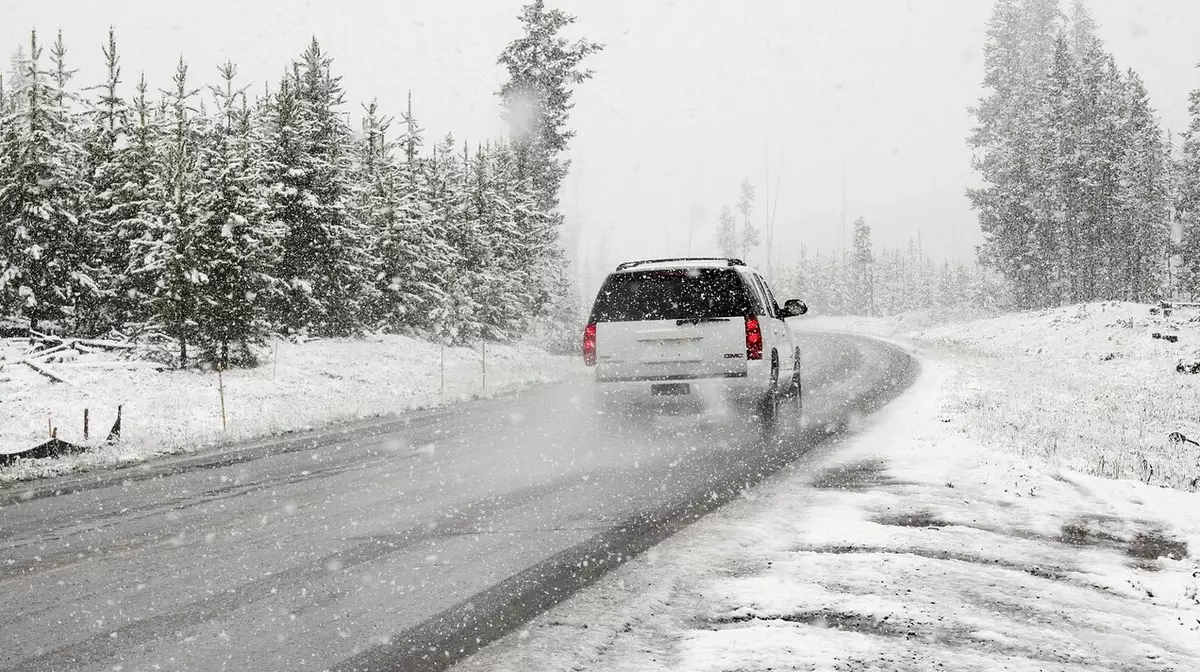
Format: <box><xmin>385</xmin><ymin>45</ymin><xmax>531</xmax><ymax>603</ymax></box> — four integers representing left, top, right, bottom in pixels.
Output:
<box><xmin>758</xmin><ymin>351</ymin><xmax>781</xmax><ymax>430</ymax></box>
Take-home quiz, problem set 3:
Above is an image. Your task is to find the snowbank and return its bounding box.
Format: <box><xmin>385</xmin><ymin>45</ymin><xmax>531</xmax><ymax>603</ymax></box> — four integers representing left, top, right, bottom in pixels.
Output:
<box><xmin>456</xmin><ymin>353</ymin><xmax>1200</xmax><ymax>671</ymax></box>
<box><xmin>0</xmin><ymin>335</ymin><xmax>579</xmax><ymax>482</ymax></box>
<box><xmin>798</xmin><ymin>302</ymin><xmax>1200</xmax><ymax>491</ymax></box>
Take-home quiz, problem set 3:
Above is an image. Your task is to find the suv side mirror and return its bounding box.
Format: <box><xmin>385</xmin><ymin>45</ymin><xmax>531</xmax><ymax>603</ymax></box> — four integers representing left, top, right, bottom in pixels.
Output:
<box><xmin>782</xmin><ymin>299</ymin><xmax>808</xmax><ymax>317</ymax></box>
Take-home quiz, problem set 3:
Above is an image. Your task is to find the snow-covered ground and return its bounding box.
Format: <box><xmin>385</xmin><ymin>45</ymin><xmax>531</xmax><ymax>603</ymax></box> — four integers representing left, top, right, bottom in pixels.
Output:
<box><xmin>0</xmin><ymin>335</ymin><xmax>578</xmax><ymax>482</ymax></box>
<box><xmin>809</xmin><ymin>302</ymin><xmax>1200</xmax><ymax>490</ymax></box>
<box><xmin>455</xmin><ymin>304</ymin><xmax>1200</xmax><ymax>671</ymax></box>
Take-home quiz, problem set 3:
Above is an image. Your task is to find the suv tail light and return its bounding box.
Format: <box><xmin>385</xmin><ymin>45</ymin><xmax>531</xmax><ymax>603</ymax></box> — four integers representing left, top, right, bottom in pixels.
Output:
<box><xmin>745</xmin><ymin>316</ymin><xmax>763</xmax><ymax>360</ymax></box>
<box><xmin>583</xmin><ymin>322</ymin><xmax>597</xmax><ymax>366</ymax></box>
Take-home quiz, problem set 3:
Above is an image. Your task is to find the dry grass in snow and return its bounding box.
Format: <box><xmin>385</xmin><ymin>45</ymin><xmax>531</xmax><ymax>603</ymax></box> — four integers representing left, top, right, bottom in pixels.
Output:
<box><xmin>799</xmin><ymin>302</ymin><xmax>1200</xmax><ymax>491</ymax></box>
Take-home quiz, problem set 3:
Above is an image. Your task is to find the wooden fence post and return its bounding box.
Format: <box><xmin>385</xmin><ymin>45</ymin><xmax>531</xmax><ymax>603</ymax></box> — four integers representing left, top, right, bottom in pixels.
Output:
<box><xmin>218</xmin><ymin>365</ymin><xmax>228</xmax><ymax>431</ymax></box>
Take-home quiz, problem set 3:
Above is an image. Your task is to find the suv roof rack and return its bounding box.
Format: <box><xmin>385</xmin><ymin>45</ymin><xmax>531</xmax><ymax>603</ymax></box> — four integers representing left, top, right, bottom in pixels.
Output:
<box><xmin>614</xmin><ymin>257</ymin><xmax>745</xmax><ymax>271</ymax></box>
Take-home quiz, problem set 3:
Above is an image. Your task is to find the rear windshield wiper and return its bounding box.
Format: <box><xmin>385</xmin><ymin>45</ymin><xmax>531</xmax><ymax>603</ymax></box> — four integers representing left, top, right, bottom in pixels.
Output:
<box><xmin>675</xmin><ymin>317</ymin><xmax>731</xmax><ymax>326</ymax></box>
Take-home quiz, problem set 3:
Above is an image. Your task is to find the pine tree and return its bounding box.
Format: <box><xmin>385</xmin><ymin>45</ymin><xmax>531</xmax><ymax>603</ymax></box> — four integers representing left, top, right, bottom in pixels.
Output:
<box><xmin>936</xmin><ymin>261</ymin><xmax>956</xmax><ymax>307</ymax></box>
<box><xmin>400</xmin><ymin>91</ymin><xmax>422</xmax><ymax>165</ymax></box>
<box><xmin>7</xmin><ymin>45</ymin><xmax>29</xmax><ymax>112</ymax></box>
<box><xmin>354</xmin><ymin>98</ymin><xmax>395</xmax><ymax>329</ymax></box>
<box><xmin>390</xmin><ymin>96</ymin><xmax>455</xmax><ymax>335</ymax></box>
<box><xmin>970</xmin><ymin>0</ymin><xmax>1171</xmax><ymax>308</ymax></box>
<box><xmin>190</xmin><ymin>61</ymin><xmax>276</xmax><ymax>365</ymax></box>
<box><xmin>107</xmin><ymin>72</ymin><xmax>162</xmax><ymax>329</ymax></box>
<box><xmin>1093</xmin><ymin>55</ymin><xmax>1130</xmax><ymax>300</ymax></box>
<box><xmin>469</xmin><ymin>143</ymin><xmax>516</xmax><ymax>339</ymax></box>
<box><xmin>497</xmin><ymin>2</ymin><xmax>602</xmax><ymax>343</ymax></box>
<box><xmin>1043</xmin><ymin>33</ymin><xmax>1081</xmax><ymax>305</ymax></box>
<box><xmin>266</xmin><ymin>40</ymin><xmax>372</xmax><ymax>337</ymax></box>
<box><xmin>135</xmin><ymin>58</ymin><xmax>205</xmax><ymax>365</ymax></box>
<box><xmin>79</xmin><ymin>28</ymin><xmax>132</xmax><ymax>333</ymax></box>
<box><xmin>849</xmin><ymin>216</ymin><xmax>874</xmax><ymax>314</ymax></box>
<box><xmin>501</xmin><ymin>141</ymin><xmax>568</xmax><ymax>345</ymax></box>
<box><xmin>737</xmin><ymin>178</ymin><xmax>758</xmax><ymax>259</ymax></box>
<box><xmin>425</xmin><ymin>134</ymin><xmax>479</xmax><ymax>344</ymax></box>
<box><xmin>1114</xmin><ymin>70</ymin><xmax>1169</xmax><ymax>302</ymax></box>
<box><xmin>0</xmin><ymin>30</ymin><xmax>93</xmax><ymax>332</ymax></box>
<box><xmin>968</xmin><ymin>0</ymin><xmax>1062</xmax><ymax>309</ymax></box>
<box><xmin>497</xmin><ymin>0</ymin><xmax>603</xmax><ymax>210</ymax></box>
<box><xmin>716</xmin><ymin>205</ymin><xmax>737</xmax><ymax>258</ymax></box>
<box><xmin>803</xmin><ymin>251</ymin><xmax>827</xmax><ymax>314</ymax></box>
<box><xmin>1178</xmin><ymin>78</ymin><xmax>1200</xmax><ymax>297</ymax></box>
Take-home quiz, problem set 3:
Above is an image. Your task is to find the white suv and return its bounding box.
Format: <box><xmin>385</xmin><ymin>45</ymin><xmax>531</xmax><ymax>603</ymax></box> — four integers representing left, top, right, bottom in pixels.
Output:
<box><xmin>583</xmin><ymin>257</ymin><xmax>807</xmax><ymax>423</ymax></box>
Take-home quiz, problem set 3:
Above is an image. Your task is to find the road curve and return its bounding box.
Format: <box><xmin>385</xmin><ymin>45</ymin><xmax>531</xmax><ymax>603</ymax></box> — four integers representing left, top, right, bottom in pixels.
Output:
<box><xmin>0</xmin><ymin>331</ymin><xmax>917</xmax><ymax>672</ymax></box>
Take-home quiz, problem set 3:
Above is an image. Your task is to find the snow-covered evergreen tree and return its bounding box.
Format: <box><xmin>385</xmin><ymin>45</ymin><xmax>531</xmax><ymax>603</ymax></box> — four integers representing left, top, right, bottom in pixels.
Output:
<box><xmin>0</xmin><ymin>30</ymin><xmax>94</xmax><ymax>332</ymax></box>
<box><xmin>265</xmin><ymin>39</ymin><xmax>373</xmax><ymax>337</ymax></box>
<box><xmin>970</xmin><ymin>0</ymin><xmax>1171</xmax><ymax>308</ymax></box>
<box><xmin>190</xmin><ymin>61</ymin><xmax>277</xmax><ymax>365</ymax></box>
<box><xmin>0</xmin><ymin>20</ymin><xmax>609</xmax><ymax>356</ymax></box>
<box><xmin>497</xmin><ymin>0</ymin><xmax>603</xmax><ymax>211</ymax></box>
<box><xmin>393</xmin><ymin>97</ymin><xmax>455</xmax><ymax>336</ymax></box>
<box><xmin>849</xmin><ymin>216</ymin><xmax>874</xmax><ymax>314</ymax></box>
<box><xmin>1114</xmin><ymin>71</ymin><xmax>1169</xmax><ymax>302</ymax></box>
<box><xmin>425</xmin><ymin>134</ymin><xmax>479</xmax><ymax>344</ymax></box>
<box><xmin>105</xmin><ymin>72</ymin><xmax>162</xmax><ymax>329</ymax></box>
<box><xmin>498</xmin><ymin>140</ymin><xmax>570</xmax><ymax>347</ymax></box>
<box><xmin>737</xmin><ymin>178</ymin><xmax>758</xmax><ymax>260</ymax></box>
<box><xmin>1178</xmin><ymin>80</ymin><xmax>1200</xmax><ymax>298</ymax></box>
<box><xmin>352</xmin><ymin>98</ymin><xmax>393</xmax><ymax>329</ymax></box>
<box><xmin>356</xmin><ymin>98</ymin><xmax>452</xmax><ymax>335</ymax></box>
<box><xmin>777</xmin><ymin>238</ymin><xmax>1000</xmax><ymax>316</ymax></box>
<box><xmin>497</xmin><ymin>1</ymin><xmax>602</xmax><ymax>345</ymax></box>
<box><xmin>968</xmin><ymin>0</ymin><xmax>1061</xmax><ymax>309</ymax></box>
<box><xmin>134</xmin><ymin>58</ymin><xmax>205</xmax><ymax>365</ymax></box>
<box><xmin>716</xmin><ymin>205</ymin><xmax>737</xmax><ymax>258</ymax></box>
<box><xmin>78</xmin><ymin>28</ymin><xmax>133</xmax><ymax>333</ymax></box>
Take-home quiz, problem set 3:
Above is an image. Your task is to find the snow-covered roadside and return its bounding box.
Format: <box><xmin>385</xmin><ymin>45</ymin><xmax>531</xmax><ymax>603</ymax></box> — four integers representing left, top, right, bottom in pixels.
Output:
<box><xmin>0</xmin><ymin>335</ymin><xmax>579</xmax><ymax>482</ymax></box>
<box><xmin>455</xmin><ymin>347</ymin><xmax>1200</xmax><ymax>670</ymax></box>
<box><xmin>805</xmin><ymin>302</ymin><xmax>1200</xmax><ymax>490</ymax></box>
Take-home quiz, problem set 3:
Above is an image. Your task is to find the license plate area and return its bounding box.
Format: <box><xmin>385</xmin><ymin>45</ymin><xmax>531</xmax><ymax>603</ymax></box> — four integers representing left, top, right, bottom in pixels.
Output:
<box><xmin>651</xmin><ymin>383</ymin><xmax>691</xmax><ymax>396</ymax></box>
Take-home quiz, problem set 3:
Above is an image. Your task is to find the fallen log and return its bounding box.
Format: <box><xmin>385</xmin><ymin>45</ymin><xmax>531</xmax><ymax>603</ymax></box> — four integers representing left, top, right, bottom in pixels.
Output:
<box><xmin>0</xmin><ymin>342</ymin><xmax>74</xmax><ymax>369</ymax></box>
<box><xmin>28</xmin><ymin>329</ymin><xmax>63</xmax><ymax>343</ymax></box>
<box><xmin>23</xmin><ymin>359</ymin><xmax>79</xmax><ymax>386</ymax></box>
<box><xmin>59</xmin><ymin>361</ymin><xmax>167</xmax><ymax>371</ymax></box>
<box><xmin>75</xmin><ymin>338</ymin><xmax>135</xmax><ymax>350</ymax></box>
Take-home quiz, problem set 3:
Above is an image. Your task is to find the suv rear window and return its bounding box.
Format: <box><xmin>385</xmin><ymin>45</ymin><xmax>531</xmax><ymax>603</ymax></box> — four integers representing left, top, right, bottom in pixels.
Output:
<box><xmin>589</xmin><ymin>268</ymin><xmax>754</xmax><ymax>322</ymax></box>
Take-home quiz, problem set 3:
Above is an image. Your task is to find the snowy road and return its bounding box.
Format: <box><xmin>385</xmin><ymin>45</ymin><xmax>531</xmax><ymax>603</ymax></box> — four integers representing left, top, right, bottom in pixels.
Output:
<box><xmin>0</xmin><ymin>332</ymin><xmax>916</xmax><ymax>672</ymax></box>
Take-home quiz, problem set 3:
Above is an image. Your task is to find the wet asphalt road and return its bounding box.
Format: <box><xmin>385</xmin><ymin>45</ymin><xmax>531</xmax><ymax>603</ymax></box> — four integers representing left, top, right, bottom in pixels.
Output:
<box><xmin>0</xmin><ymin>331</ymin><xmax>917</xmax><ymax>672</ymax></box>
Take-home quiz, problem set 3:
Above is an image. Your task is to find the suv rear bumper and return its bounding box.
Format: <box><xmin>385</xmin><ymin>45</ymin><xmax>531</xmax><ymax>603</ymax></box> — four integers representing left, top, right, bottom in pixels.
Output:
<box><xmin>590</xmin><ymin>361</ymin><xmax>772</xmax><ymax>412</ymax></box>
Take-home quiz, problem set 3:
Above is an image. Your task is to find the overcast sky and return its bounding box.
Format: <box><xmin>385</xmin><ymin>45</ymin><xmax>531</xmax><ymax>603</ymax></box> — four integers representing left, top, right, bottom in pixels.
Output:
<box><xmin>5</xmin><ymin>1</ymin><xmax>1200</xmax><ymax>286</ymax></box>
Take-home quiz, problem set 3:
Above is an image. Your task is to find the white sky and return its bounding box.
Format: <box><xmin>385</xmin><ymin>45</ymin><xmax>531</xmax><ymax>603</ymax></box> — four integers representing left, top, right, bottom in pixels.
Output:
<box><xmin>4</xmin><ymin>1</ymin><xmax>1200</xmax><ymax>284</ymax></box>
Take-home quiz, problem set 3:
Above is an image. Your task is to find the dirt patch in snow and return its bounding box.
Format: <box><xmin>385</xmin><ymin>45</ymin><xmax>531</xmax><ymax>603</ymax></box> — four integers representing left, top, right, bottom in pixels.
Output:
<box><xmin>710</xmin><ymin>607</ymin><xmax>1103</xmax><ymax>667</ymax></box>
<box><xmin>1128</xmin><ymin>530</ymin><xmax>1189</xmax><ymax>562</ymax></box>
<box><xmin>871</xmin><ymin>509</ymin><xmax>950</xmax><ymax>528</ymax></box>
<box><xmin>1059</xmin><ymin>514</ymin><xmax>1189</xmax><ymax>565</ymax></box>
<box><xmin>1060</xmin><ymin>515</ymin><xmax>1127</xmax><ymax>546</ymax></box>
<box><xmin>789</xmin><ymin>544</ymin><xmax>1075</xmax><ymax>584</ymax></box>
<box><xmin>716</xmin><ymin>608</ymin><xmax>972</xmax><ymax>641</ymax></box>
<box><xmin>808</xmin><ymin>458</ymin><xmax>903</xmax><ymax>492</ymax></box>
